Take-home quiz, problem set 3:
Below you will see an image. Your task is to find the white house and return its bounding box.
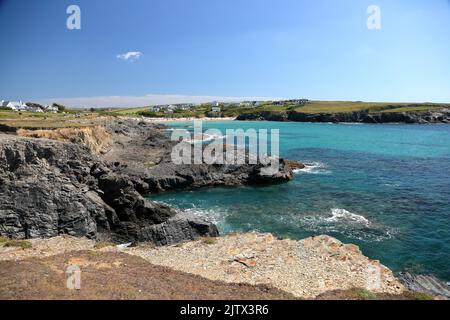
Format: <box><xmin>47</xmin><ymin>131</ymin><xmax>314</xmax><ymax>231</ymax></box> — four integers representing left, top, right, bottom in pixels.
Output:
<box><xmin>44</xmin><ymin>105</ymin><xmax>59</xmax><ymax>113</ymax></box>
<box><xmin>292</xmin><ymin>99</ymin><xmax>309</xmax><ymax>105</ymax></box>
<box><xmin>174</xmin><ymin>104</ymin><xmax>193</xmax><ymax>111</ymax></box>
<box><xmin>27</xmin><ymin>106</ymin><xmax>44</xmax><ymax>113</ymax></box>
<box><xmin>6</xmin><ymin>101</ymin><xmax>26</xmax><ymax>111</ymax></box>
<box><xmin>177</xmin><ymin>103</ymin><xmax>195</xmax><ymax>109</ymax></box>
<box><xmin>211</xmin><ymin>101</ymin><xmax>220</xmax><ymax>107</ymax></box>
<box><xmin>212</xmin><ymin>106</ymin><xmax>221</xmax><ymax>113</ymax></box>
<box><xmin>149</xmin><ymin>106</ymin><xmax>161</xmax><ymax>112</ymax></box>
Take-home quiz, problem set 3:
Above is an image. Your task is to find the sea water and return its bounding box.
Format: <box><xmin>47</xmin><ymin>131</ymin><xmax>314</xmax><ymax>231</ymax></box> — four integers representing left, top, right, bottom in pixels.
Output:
<box><xmin>149</xmin><ymin>121</ymin><xmax>450</xmax><ymax>281</ymax></box>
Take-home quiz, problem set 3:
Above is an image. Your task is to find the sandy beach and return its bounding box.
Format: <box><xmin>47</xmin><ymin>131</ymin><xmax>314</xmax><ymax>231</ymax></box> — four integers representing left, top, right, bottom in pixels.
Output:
<box><xmin>130</xmin><ymin>116</ymin><xmax>237</xmax><ymax>122</ymax></box>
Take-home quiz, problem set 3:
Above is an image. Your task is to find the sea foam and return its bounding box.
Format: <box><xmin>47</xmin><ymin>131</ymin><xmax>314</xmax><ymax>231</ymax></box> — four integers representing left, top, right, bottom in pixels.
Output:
<box><xmin>326</xmin><ymin>208</ymin><xmax>370</xmax><ymax>227</ymax></box>
<box><xmin>293</xmin><ymin>161</ymin><xmax>330</xmax><ymax>175</ymax></box>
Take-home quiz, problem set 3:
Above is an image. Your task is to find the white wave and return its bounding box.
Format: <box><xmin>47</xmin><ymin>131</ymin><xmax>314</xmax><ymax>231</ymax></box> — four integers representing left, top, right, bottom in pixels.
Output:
<box><xmin>293</xmin><ymin>161</ymin><xmax>330</xmax><ymax>175</ymax></box>
<box><xmin>183</xmin><ymin>133</ymin><xmax>226</xmax><ymax>144</ymax></box>
<box><xmin>326</xmin><ymin>208</ymin><xmax>370</xmax><ymax>226</ymax></box>
<box><xmin>184</xmin><ymin>206</ymin><xmax>227</xmax><ymax>226</ymax></box>
<box><xmin>291</xmin><ymin>208</ymin><xmax>396</xmax><ymax>242</ymax></box>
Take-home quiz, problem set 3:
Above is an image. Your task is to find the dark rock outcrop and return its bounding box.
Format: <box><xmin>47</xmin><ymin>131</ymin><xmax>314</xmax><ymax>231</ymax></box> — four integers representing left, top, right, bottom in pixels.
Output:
<box><xmin>101</xmin><ymin>120</ymin><xmax>294</xmax><ymax>193</ymax></box>
<box><xmin>236</xmin><ymin>109</ymin><xmax>450</xmax><ymax>124</ymax></box>
<box><xmin>144</xmin><ymin>158</ymin><xmax>293</xmax><ymax>193</ymax></box>
<box><xmin>0</xmin><ymin>136</ymin><xmax>218</xmax><ymax>245</ymax></box>
<box><xmin>0</xmin><ymin>119</ymin><xmax>293</xmax><ymax>245</ymax></box>
<box><xmin>398</xmin><ymin>272</ymin><xmax>450</xmax><ymax>299</ymax></box>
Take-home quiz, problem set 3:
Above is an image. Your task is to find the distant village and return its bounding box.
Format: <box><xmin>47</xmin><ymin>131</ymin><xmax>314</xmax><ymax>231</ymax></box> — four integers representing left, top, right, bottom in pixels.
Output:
<box><xmin>1</xmin><ymin>98</ymin><xmax>309</xmax><ymax>114</ymax></box>
<box><xmin>148</xmin><ymin>99</ymin><xmax>309</xmax><ymax>114</ymax></box>
<box><xmin>1</xmin><ymin>100</ymin><xmax>61</xmax><ymax>113</ymax></box>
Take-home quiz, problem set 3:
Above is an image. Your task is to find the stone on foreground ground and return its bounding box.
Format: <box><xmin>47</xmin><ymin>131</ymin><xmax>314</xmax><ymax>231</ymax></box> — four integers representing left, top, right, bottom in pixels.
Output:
<box><xmin>0</xmin><ymin>250</ymin><xmax>293</xmax><ymax>300</ymax></box>
<box><xmin>128</xmin><ymin>232</ymin><xmax>404</xmax><ymax>298</ymax></box>
<box><xmin>0</xmin><ymin>233</ymin><xmax>404</xmax><ymax>299</ymax></box>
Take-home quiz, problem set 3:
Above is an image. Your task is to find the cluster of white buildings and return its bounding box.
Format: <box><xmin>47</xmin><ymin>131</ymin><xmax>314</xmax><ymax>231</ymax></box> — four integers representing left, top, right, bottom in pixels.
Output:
<box><xmin>272</xmin><ymin>99</ymin><xmax>309</xmax><ymax>106</ymax></box>
<box><xmin>1</xmin><ymin>100</ymin><xmax>59</xmax><ymax>113</ymax></box>
<box><xmin>149</xmin><ymin>103</ymin><xmax>197</xmax><ymax>114</ymax></box>
<box><xmin>146</xmin><ymin>99</ymin><xmax>309</xmax><ymax>115</ymax></box>
<box><xmin>149</xmin><ymin>102</ymin><xmax>223</xmax><ymax>114</ymax></box>
<box><xmin>238</xmin><ymin>101</ymin><xmax>262</xmax><ymax>107</ymax></box>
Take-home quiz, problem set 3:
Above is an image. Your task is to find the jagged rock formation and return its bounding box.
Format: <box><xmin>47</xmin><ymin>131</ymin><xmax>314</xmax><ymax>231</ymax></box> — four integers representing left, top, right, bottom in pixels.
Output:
<box><xmin>398</xmin><ymin>272</ymin><xmax>450</xmax><ymax>299</ymax></box>
<box><xmin>0</xmin><ymin>136</ymin><xmax>218</xmax><ymax>245</ymax></box>
<box><xmin>0</xmin><ymin>119</ymin><xmax>293</xmax><ymax>245</ymax></box>
<box><xmin>236</xmin><ymin>109</ymin><xmax>450</xmax><ymax>124</ymax></box>
<box><xmin>102</xmin><ymin>120</ymin><xmax>294</xmax><ymax>193</ymax></box>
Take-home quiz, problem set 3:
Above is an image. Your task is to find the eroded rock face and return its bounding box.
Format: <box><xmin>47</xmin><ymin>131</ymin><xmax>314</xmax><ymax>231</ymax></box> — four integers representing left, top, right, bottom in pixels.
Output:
<box><xmin>0</xmin><ymin>119</ymin><xmax>291</xmax><ymax>245</ymax></box>
<box><xmin>145</xmin><ymin>159</ymin><xmax>293</xmax><ymax>193</ymax></box>
<box><xmin>236</xmin><ymin>109</ymin><xmax>450</xmax><ymax>124</ymax></box>
<box><xmin>0</xmin><ymin>136</ymin><xmax>218</xmax><ymax>245</ymax></box>
<box><xmin>398</xmin><ymin>272</ymin><xmax>450</xmax><ymax>299</ymax></box>
<box><xmin>101</xmin><ymin>119</ymin><xmax>294</xmax><ymax>193</ymax></box>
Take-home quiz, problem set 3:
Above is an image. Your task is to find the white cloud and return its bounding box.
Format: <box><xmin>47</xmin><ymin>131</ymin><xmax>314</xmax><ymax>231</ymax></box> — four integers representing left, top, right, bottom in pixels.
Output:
<box><xmin>116</xmin><ymin>51</ymin><xmax>143</xmax><ymax>61</ymax></box>
<box><xmin>36</xmin><ymin>94</ymin><xmax>284</xmax><ymax>108</ymax></box>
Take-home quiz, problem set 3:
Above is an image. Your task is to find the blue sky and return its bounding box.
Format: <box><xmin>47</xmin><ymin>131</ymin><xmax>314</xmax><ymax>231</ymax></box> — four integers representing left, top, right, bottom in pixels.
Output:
<box><xmin>1</xmin><ymin>0</ymin><xmax>449</xmax><ymax>107</ymax></box>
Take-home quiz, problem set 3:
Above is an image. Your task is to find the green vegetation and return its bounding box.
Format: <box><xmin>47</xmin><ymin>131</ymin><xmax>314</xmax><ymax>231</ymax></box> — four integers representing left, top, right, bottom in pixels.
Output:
<box><xmin>245</xmin><ymin>101</ymin><xmax>446</xmax><ymax>115</ymax></box>
<box><xmin>0</xmin><ymin>100</ymin><xmax>447</xmax><ymax>128</ymax></box>
<box><xmin>0</xmin><ymin>109</ymin><xmax>100</xmax><ymax>129</ymax></box>
<box><xmin>144</xmin><ymin>161</ymin><xmax>156</xmax><ymax>168</ymax></box>
<box><xmin>319</xmin><ymin>288</ymin><xmax>435</xmax><ymax>300</ymax></box>
<box><xmin>109</xmin><ymin>101</ymin><xmax>448</xmax><ymax>118</ymax></box>
<box><xmin>94</xmin><ymin>241</ymin><xmax>115</xmax><ymax>249</ymax></box>
<box><xmin>2</xmin><ymin>239</ymin><xmax>33</xmax><ymax>249</ymax></box>
<box><xmin>0</xmin><ymin>236</ymin><xmax>8</xmax><ymax>244</ymax></box>
<box><xmin>342</xmin><ymin>288</ymin><xmax>378</xmax><ymax>300</ymax></box>
<box><xmin>402</xmin><ymin>291</ymin><xmax>435</xmax><ymax>300</ymax></box>
<box><xmin>201</xmin><ymin>236</ymin><xmax>218</xmax><ymax>245</ymax></box>
<box><xmin>380</xmin><ymin>105</ymin><xmax>443</xmax><ymax>113</ymax></box>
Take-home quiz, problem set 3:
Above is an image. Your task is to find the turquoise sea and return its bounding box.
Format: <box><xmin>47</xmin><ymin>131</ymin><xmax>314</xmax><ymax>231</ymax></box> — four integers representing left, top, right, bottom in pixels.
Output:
<box><xmin>149</xmin><ymin>121</ymin><xmax>450</xmax><ymax>281</ymax></box>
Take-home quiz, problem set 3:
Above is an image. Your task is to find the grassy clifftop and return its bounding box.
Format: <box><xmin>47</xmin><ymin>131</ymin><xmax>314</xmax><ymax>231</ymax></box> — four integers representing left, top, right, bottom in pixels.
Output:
<box><xmin>108</xmin><ymin>101</ymin><xmax>449</xmax><ymax>118</ymax></box>
<box><xmin>0</xmin><ymin>101</ymin><xmax>448</xmax><ymax>127</ymax></box>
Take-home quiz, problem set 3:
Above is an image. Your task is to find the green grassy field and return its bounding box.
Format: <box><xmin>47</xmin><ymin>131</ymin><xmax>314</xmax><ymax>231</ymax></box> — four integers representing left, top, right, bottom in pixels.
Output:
<box><xmin>0</xmin><ymin>110</ymin><xmax>100</xmax><ymax>129</ymax></box>
<box><xmin>239</xmin><ymin>101</ymin><xmax>447</xmax><ymax>116</ymax></box>
<box><xmin>0</xmin><ymin>101</ymin><xmax>447</xmax><ymax>128</ymax></box>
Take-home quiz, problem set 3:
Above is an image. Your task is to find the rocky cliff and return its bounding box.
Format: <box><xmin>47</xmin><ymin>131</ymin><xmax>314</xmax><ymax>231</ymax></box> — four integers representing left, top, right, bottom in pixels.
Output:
<box><xmin>236</xmin><ymin>109</ymin><xmax>450</xmax><ymax>124</ymax></box>
<box><xmin>0</xmin><ymin>135</ymin><xmax>218</xmax><ymax>245</ymax></box>
<box><xmin>0</xmin><ymin>119</ymin><xmax>293</xmax><ymax>245</ymax></box>
<box><xmin>101</xmin><ymin>120</ymin><xmax>294</xmax><ymax>194</ymax></box>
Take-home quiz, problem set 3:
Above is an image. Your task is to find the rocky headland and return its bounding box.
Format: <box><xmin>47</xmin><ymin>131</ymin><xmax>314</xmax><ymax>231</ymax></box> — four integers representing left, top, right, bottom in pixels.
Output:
<box><xmin>236</xmin><ymin>108</ymin><xmax>450</xmax><ymax>124</ymax></box>
<box><xmin>0</xmin><ymin>119</ymin><xmax>293</xmax><ymax>245</ymax></box>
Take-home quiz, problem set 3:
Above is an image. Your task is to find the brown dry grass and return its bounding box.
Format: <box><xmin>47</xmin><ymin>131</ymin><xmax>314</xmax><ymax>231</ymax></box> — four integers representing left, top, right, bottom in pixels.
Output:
<box><xmin>0</xmin><ymin>251</ymin><xmax>295</xmax><ymax>300</ymax></box>
<box><xmin>17</xmin><ymin>126</ymin><xmax>112</xmax><ymax>154</ymax></box>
